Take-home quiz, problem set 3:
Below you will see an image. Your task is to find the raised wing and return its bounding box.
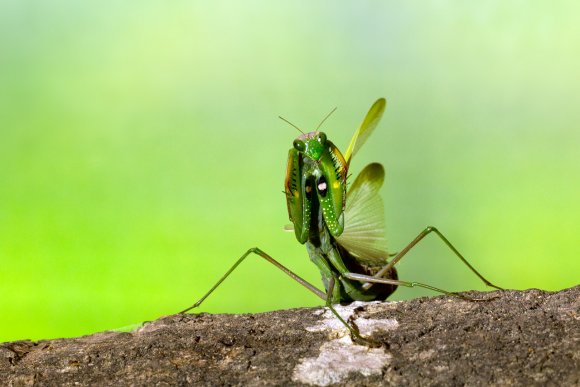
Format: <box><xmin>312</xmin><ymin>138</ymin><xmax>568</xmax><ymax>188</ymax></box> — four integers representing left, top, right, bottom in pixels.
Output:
<box><xmin>336</xmin><ymin>162</ymin><xmax>389</xmax><ymax>266</ymax></box>
<box><xmin>343</xmin><ymin>98</ymin><xmax>386</xmax><ymax>167</ymax></box>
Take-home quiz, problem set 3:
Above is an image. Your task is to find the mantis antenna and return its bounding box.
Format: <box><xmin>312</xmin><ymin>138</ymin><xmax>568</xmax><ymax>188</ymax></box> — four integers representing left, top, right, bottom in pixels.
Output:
<box><xmin>278</xmin><ymin>116</ymin><xmax>304</xmax><ymax>134</ymax></box>
<box><xmin>316</xmin><ymin>107</ymin><xmax>337</xmax><ymax>131</ymax></box>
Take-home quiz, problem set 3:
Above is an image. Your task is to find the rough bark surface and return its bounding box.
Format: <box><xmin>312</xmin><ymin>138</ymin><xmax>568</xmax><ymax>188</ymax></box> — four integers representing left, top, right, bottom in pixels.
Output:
<box><xmin>1</xmin><ymin>286</ymin><xmax>578</xmax><ymax>386</ymax></box>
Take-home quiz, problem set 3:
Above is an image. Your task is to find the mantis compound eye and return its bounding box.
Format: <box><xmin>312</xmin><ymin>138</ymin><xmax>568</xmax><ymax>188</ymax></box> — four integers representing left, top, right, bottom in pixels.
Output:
<box><xmin>293</xmin><ymin>139</ymin><xmax>306</xmax><ymax>152</ymax></box>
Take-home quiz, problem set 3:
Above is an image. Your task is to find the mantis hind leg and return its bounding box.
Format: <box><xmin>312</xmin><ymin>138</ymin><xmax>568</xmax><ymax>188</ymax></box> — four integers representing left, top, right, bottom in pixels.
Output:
<box><xmin>179</xmin><ymin>247</ymin><xmax>326</xmax><ymax>314</ymax></box>
<box><xmin>343</xmin><ymin>272</ymin><xmax>486</xmax><ymax>301</ymax></box>
<box><xmin>360</xmin><ymin>225</ymin><xmax>502</xmax><ymax>295</ymax></box>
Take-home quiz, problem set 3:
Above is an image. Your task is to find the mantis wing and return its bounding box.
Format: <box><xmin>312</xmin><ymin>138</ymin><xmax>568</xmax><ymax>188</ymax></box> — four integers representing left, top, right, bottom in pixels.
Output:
<box><xmin>336</xmin><ymin>162</ymin><xmax>389</xmax><ymax>265</ymax></box>
<box><xmin>343</xmin><ymin>98</ymin><xmax>386</xmax><ymax>167</ymax></box>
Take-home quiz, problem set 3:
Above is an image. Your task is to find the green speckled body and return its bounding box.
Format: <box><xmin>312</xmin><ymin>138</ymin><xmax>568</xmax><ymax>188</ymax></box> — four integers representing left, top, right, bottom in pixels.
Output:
<box><xmin>285</xmin><ymin>132</ymin><xmax>347</xmax><ymax>243</ymax></box>
<box><xmin>285</xmin><ymin>131</ymin><xmax>397</xmax><ymax>303</ymax></box>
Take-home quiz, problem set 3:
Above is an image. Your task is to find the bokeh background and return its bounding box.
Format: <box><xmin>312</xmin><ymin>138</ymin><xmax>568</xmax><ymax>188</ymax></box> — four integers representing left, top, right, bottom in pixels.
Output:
<box><xmin>1</xmin><ymin>2</ymin><xmax>578</xmax><ymax>342</ymax></box>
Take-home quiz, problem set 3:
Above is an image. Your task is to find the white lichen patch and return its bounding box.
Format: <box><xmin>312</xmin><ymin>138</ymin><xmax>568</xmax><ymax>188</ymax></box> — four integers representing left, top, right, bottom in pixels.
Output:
<box><xmin>306</xmin><ymin>302</ymin><xmax>388</xmax><ymax>332</ymax></box>
<box><xmin>292</xmin><ymin>336</ymin><xmax>391</xmax><ymax>386</ymax></box>
<box><xmin>356</xmin><ymin>316</ymin><xmax>399</xmax><ymax>336</ymax></box>
<box><xmin>306</xmin><ymin>302</ymin><xmax>399</xmax><ymax>336</ymax></box>
<box><xmin>292</xmin><ymin>302</ymin><xmax>399</xmax><ymax>386</ymax></box>
<box><xmin>305</xmin><ymin>302</ymin><xmax>368</xmax><ymax>333</ymax></box>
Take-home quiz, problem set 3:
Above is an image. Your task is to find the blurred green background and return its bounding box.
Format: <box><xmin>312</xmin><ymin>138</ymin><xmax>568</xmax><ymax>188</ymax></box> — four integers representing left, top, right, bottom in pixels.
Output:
<box><xmin>1</xmin><ymin>1</ymin><xmax>578</xmax><ymax>342</ymax></box>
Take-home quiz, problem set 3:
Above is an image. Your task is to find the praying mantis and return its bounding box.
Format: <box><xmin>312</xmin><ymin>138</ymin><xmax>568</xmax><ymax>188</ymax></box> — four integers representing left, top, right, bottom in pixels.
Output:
<box><xmin>180</xmin><ymin>98</ymin><xmax>502</xmax><ymax>341</ymax></box>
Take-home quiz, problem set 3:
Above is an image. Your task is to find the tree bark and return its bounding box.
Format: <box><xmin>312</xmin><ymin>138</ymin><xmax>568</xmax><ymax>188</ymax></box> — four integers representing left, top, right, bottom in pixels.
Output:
<box><xmin>1</xmin><ymin>286</ymin><xmax>578</xmax><ymax>386</ymax></box>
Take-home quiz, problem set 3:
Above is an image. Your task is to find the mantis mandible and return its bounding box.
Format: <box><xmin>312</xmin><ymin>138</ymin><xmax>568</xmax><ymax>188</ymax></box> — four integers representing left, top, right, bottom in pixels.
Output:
<box><xmin>180</xmin><ymin>98</ymin><xmax>502</xmax><ymax>340</ymax></box>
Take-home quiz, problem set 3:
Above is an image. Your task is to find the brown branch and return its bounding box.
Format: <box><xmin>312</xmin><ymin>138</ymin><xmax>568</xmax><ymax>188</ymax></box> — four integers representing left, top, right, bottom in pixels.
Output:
<box><xmin>1</xmin><ymin>286</ymin><xmax>579</xmax><ymax>386</ymax></box>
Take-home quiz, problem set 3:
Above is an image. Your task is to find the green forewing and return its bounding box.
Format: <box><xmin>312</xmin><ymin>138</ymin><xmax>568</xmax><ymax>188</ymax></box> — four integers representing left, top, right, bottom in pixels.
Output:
<box><xmin>343</xmin><ymin>98</ymin><xmax>386</xmax><ymax>167</ymax></box>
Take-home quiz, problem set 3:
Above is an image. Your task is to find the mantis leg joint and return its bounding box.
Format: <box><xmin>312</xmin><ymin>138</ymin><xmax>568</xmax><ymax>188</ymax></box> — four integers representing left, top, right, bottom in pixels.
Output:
<box><xmin>424</xmin><ymin>225</ymin><xmax>438</xmax><ymax>233</ymax></box>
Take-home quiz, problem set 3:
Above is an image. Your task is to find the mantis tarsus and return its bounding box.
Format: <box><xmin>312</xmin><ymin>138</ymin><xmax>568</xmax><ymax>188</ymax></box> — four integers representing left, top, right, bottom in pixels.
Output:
<box><xmin>180</xmin><ymin>98</ymin><xmax>502</xmax><ymax>341</ymax></box>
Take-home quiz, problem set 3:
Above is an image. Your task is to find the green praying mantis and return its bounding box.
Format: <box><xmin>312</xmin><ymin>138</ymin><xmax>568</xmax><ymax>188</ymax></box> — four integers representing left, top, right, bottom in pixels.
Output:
<box><xmin>180</xmin><ymin>98</ymin><xmax>502</xmax><ymax>340</ymax></box>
